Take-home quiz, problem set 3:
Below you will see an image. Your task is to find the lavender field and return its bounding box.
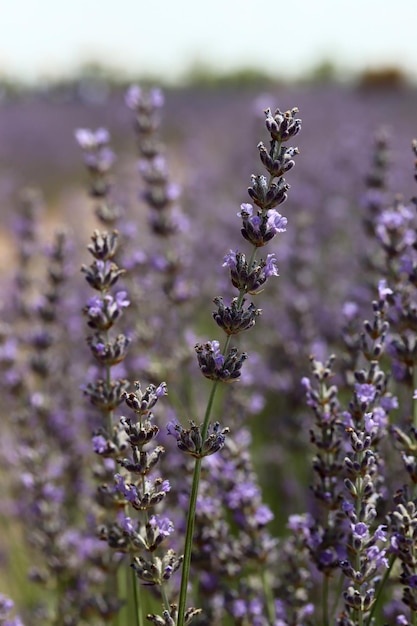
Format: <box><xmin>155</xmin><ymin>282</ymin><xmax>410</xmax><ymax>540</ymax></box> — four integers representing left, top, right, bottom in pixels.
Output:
<box><xmin>1</xmin><ymin>80</ymin><xmax>417</xmax><ymax>626</ymax></box>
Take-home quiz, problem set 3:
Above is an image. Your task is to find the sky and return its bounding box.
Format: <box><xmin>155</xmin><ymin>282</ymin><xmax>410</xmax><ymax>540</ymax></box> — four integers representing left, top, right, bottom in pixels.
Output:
<box><xmin>1</xmin><ymin>0</ymin><xmax>417</xmax><ymax>83</ymax></box>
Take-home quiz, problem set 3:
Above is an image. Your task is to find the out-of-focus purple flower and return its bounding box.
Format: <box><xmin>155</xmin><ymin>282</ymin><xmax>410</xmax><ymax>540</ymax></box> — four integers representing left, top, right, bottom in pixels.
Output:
<box><xmin>0</xmin><ymin>593</ymin><xmax>24</xmax><ymax>625</ymax></box>
<box><xmin>380</xmin><ymin>395</ymin><xmax>398</xmax><ymax>411</ymax></box>
<box><xmin>118</xmin><ymin>513</ymin><xmax>135</xmax><ymax>534</ymax></box>
<box><xmin>254</xmin><ymin>504</ymin><xmax>274</xmax><ymax>525</ymax></box>
<box><xmin>125</xmin><ymin>85</ymin><xmax>142</xmax><ymax>109</ymax></box>
<box><xmin>92</xmin><ymin>434</ymin><xmax>108</xmax><ymax>453</ymax></box>
<box><xmin>343</xmin><ymin>301</ymin><xmax>359</xmax><ymax>320</ymax></box>
<box><xmin>378</xmin><ymin>279</ymin><xmax>393</xmax><ymax>301</ymax></box>
<box><xmin>0</xmin><ymin>595</ymin><xmax>14</xmax><ymax>620</ymax></box>
<box><xmin>125</xmin><ymin>85</ymin><xmax>164</xmax><ymax>110</ymax></box>
<box><xmin>74</xmin><ymin>127</ymin><xmax>110</xmax><ymax>149</ymax></box>
<box><xmin>287</xmin><ymin>513</ymin><xmax>314</xmax><ymax>538</ymax></box>
<box><xmin>83</xmin><ymin>147</ymin><xmax>115</xmax><ymax>172</ymax></box>
<box><xmin>226</xmin><ymin>482</ymin><xmax>259</xmax><ymax>508</ymax></box>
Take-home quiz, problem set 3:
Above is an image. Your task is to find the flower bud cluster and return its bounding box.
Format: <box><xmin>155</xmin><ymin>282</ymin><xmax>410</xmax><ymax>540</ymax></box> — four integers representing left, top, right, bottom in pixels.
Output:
<box><xmin>239</xmin><ymin>107</ymin><xmax>300</xmax><ymax>248</ymax></box>
<box><xmin>196</xmin><ymin>106</ymin><xmax>301</xmax><ymax>385</ymax></box>
<box><xmin>98</xmin><ymin>378</ymin><xmax>184</xmax><ymax>592</ymax></box>
<box><xmin>337</xmin><ymin>292</ymin><xmax>395</xmax><ymax>621</ymax></box>
<box><xmin>75</xmin><ymin>127</ymin><xmax>121</xmax><ymax>225</ymax></box>
<box><xmin>212</xmin><ymin>296</ymin><xmax>261</xmax><ymax>335</ymax></box>
<box><xmin>7</xmin><ymin>193</ymin><xmax>119</xmax><ymax>623</ymax></box>
<box><xmin>82</xmin><ymin>230</ymin><xmax>130</xmax><ymax>417</ymax></box>
<box><xmin>126</xmin><ymin>85</ymin><xmax>180</xmax><ymax>237</ymax></box>
<box><xmin>0</xmin><ymin>593</ymin><xmax>24</xmax><ymax>626</ymax></box>
<box><xmin>390</xmin><ymin>492</ymin><xmax>417</xmax><ymax>612</ymax></box>
<box><xmin>146</xmin><ymin>604</ymin><xmax>202</xmax><ymax>626</ymax></box>
<box><xmin>361</xmin><ymin>127</ymin><xmax>390</xmax><ymax>240</ymax></box>
<box><xmin>125</xmin><ymin>85</ymin><xmax>193</xmax><ymax>303</ymax></box>
<box><xmin>301</xmin><ymin>356</ymin><xmax>347</xmax><ymax>574</ymax></box>
<box><xmin>223</xmin><ymin>250</ymin><xmax>279</xmax><ymax>295</ymax></box>
<box><xmin>167</xmin><ymin>419</ymin><xmax>230</xmax><ymax>459</ymax></box>
<box><xmin>194</xmin><ymin>340</ymin><xmax>247</xmax><ymax>383</ymax></box>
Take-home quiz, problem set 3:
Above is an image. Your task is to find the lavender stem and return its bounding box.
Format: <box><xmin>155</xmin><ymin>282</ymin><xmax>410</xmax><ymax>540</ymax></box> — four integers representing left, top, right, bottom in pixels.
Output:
<box><xmin>177</xmin><ymin>380</ymin><xmax>219</xmax><ymax>624</ymax></box>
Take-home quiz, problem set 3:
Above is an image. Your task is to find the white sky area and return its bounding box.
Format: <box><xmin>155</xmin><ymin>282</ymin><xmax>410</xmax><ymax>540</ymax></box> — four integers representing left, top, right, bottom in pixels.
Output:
<box><xmin>1</xmin><ymin>0</ymin><xmax>417</xmax><ymax>83</ymax></box>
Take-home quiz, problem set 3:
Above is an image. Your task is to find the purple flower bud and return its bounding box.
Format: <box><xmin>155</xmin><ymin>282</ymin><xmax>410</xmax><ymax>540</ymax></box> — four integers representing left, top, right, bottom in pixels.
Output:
<box><xmin>125</xmin><ymin>85</ymin><xmax>142</xmax><ymax>110</ymax></box>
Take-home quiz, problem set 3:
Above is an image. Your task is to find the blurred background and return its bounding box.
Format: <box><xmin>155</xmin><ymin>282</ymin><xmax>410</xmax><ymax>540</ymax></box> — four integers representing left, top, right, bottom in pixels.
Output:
<box><xmin>1</xmin><ymin>0</ymin><xmax>417</xmax><ymax>88</ymax></box>
<box><xmin>0</xmin><ymin>0</ymin><xmax>416</xmax><ymax>272</ymax></box>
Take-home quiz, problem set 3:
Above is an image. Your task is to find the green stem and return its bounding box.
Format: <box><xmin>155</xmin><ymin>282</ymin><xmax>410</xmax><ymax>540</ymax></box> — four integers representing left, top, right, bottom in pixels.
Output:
<box><xmin>177</xmin><ymin>240</ymin><xmax>262</xmax><ymax>625</ymax></box>
<box><xmin>322</xmin><ymin>574</ymin><xmax>329</xmax><ymax>626</ymax></box>
<box><xmin>177</xmin><ymin>380</ymin><xmax>219</xmax><ymax>624</ymax></box>
<box><xmin>132</xmin><ymin>564</ymin><xmax>143</xmax><ymax>626</ymax></box>
<box><xmin>103</xmin><ymin>334</ymin><xmax>120</xmax><ymax>626</ymax></box>
<box><xmin>365</xmin><ymin>554</ymin><xmax>396</xmax><ymax>626</ymax></box>
<box><xmin>177</xmin><ymin>456</ymin><xmax>202</xmax><ymax>626</ymax></box>
<box><xmin>160</xmin><ymin>584</ymin><xmax>171</xmax><ymax>612</ymax></box>
<box><xmin>413</xmin><ymin>365</ymin><xmax>417</xmax><ymax>429</ymax></box>
<box><xmin>329</xmin><ymin>572</ymin><xmax>345</xmax><ymax>623</ymax></box>
<box><xmin>261</xmin><ymin>568</ymin><xmax>275</xmax><ymax>624</ymax></box>
<box><xmin>200</xmin><ymin>380</ymin><xmax>220</xmax><ymax>441</ymax></box>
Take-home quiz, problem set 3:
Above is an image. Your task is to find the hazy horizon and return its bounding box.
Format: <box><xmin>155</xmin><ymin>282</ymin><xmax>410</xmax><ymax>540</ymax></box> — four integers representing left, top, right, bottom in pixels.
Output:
<box><xmin>1</xmin><ymin>0</ymin><xmax>417</xmax><ymax>84</ymax></box>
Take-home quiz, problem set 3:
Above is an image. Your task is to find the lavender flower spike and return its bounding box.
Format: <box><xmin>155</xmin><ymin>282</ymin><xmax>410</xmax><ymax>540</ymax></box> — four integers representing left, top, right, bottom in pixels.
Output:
<box><xmin>194</xmin><ymin>340</ymin><xmax>248</xmax><ymax>382</ymax></box>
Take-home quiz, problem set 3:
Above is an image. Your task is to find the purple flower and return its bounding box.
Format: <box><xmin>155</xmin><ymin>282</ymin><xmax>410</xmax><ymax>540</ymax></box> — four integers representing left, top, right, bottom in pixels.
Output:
<box><xmin>114</xmin><ymin>474</ymin><xmax>138</xmax><ymax>502</ymax></box>
<box><xmin>355</xmin><ymin>383</ymin><xmax>376</xmax><ymax>405</ymax></box>
<box><xmin>266</xmin><ymin>209</ymin><xmax>287</xmax><ymax>233</ymax></box>
<box><xmin>380</xmin><ymin>395</ymin><xmax>398</xmax><ymax>411</ymax></box>
<box><xmin>342</xmin><ymin>499</ymin><xmax>355</xmax><ymax>514</ymax></box>
<box><xmin>264</xmin><ymin>253</ymin><xmax>279</xmax><ymax>278</ymax></box>
<box><xmin>223</xmin><ymin>249</ymin><xmax>239</xmax><ymax>271</ymax></box>
<box><xmin>159</xmin><ymin>480</ymin><xmax>171</xmax><ymax>494</ymax></box>
<box><xmin>352</xmin><ymin>522</ymin><xmax>369</xmax><ymax>541</ymax></box>
<box><xmin>232</xmin><ymin>599</ymin><xmax>246</xmax><ymax>619</ymax></box>
<box><xmin>343</xmin><ymin>301</ymin><xmax>359</xmax><ymax>320</ymax></box>
<box><xmin>226</xmin><ymin>482</ymin><xmax>259</xmax><ymax>508</ymax></box>
<box><xmin>378</xmin><ymin>279</ymin><xmax>393</xmax><ymax>301</ymax></box>
<box><xmin>364</xmin><ymin>409</ymin><xmax>388</xmax><ymax>433</ymax></box>
<box><xmin>374</xmin><ymin>524</ymin><xmax>387</xmax><ymax>542</ymax></box>
<box><xmin>125</xmin><ymin>84</ymin><xmax>164</xmax><ymax>110</ymax></box>
<box><xmin>195</xmin><ymin>341</ymin><xmax>247</xmax><ymax>382</ymax></box>
<box><xmin>254</xmin><ymin>504</ymin><xmax>274</xmax><ymax>525</ymax></box>
<box><xmin>92</xmin><ymin>434</ymin><xmax>108</xmax><ymax>454</ymax></box>
<box><xmin>0</xmin><ymin>595</ymin><xmax>14</xmax><ymax>620</ymax></box>
<box><xmin>149</xmin><ymin>514</ymin><xmax>174</xmax><ymax>537</ymax></box>
<box><xmin>118</xmin><ymin>513</ymin><xmax>135</xmax><ymax>534</ymax></box>
<box><xmin>125</xmin><ymin>85</ymin><xmax>142</xmax><ymax>109</ymax></box>
<box><xmin>366</xmin><ymin>545</ymin><xmax>389</xmax><ymax>569</ymax></box>
<box><xmin>83</xmin><ymin>147</ymin><xmax>115</xmax><ymax>172</ymax></box>
<box><xmin>287</xmin><ymin>513</ymin><xmax>313</xmax><ymax>537</ymax></box>
<box><xmin>156</xmin><ymin>382</ymin><xmax>168</xmax><ymax>398</ymax></box>
<box><xmin>74</xmin><ymin>127</ymin><xmax>110</xmax><ymax>149</ymax></box>
<box><xmin>319</xmin><ymin>549</ymin><xmax>337</xmax><ymax>567</ymax></box>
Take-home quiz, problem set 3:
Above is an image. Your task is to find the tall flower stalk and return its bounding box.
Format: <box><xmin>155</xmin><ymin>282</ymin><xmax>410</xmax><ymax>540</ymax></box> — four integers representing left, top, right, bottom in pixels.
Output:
<box><xmin>76</xmin><ymin>129</ymin><xmax>134</xmax><ymax>623</ymax></box>
<box><xmin>169</xmin><ymin>106</ymin><xmax>301</xmax><ymax>625</ymax></box>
